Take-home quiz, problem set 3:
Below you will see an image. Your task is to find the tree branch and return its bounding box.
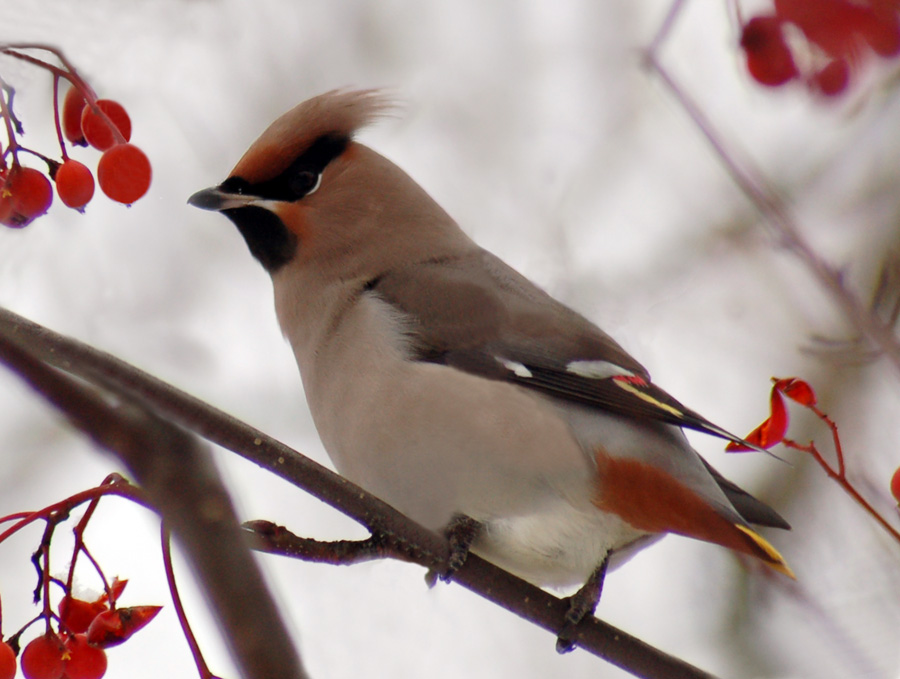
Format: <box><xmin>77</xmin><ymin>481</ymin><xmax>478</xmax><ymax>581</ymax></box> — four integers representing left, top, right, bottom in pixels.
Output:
<box><xmin>0</xmin><ymin>320</ymin><xmax>310</xmax><ymax>679</ymax></box>
<box><xmin>0</xmin><ymin>306</ymin><xmax>719</xmax><ymax>679</ymax></box>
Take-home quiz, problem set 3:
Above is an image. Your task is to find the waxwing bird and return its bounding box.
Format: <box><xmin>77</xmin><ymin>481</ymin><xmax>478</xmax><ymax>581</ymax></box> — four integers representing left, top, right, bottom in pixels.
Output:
<box><xmin>189</xmin><ymin>89</ymin><xmax>793</xmax><ymax>646</ymax></box>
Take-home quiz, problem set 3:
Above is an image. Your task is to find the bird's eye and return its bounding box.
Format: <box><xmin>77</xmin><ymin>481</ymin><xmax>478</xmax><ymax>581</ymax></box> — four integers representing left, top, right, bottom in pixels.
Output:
<box><xmin>290</xmin><ymin>170</ymin><xmax>322</xmax><ymax>199</ymax></box>
<box><xmin>219</xmin><ymin>176</ymin><xmax>251</xmax><ymax>196</ymax></box>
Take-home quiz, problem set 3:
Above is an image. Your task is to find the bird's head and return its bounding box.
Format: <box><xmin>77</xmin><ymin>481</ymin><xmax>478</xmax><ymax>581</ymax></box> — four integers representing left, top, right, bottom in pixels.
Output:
<box><xmin>189</xmin><ymin>89</ymin><xmax>466</xmax><ymax>279</ymax></box>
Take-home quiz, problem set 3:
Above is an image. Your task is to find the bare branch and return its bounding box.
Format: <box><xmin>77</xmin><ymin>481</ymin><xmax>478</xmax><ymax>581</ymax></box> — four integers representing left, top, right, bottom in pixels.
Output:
<box><xmin>244</xmin><ymin>521</ymin><xmax>407</xmax><ymax>566</ymax></box>
<box><xmin>0</xmin><ymin>322</ymin><xmax>310</xmax><ymax>679</ymax></box>
<box><xmin>0</xmin><ymin>305</ymin><xmax>721</xmax><ymax>678</ymax></box>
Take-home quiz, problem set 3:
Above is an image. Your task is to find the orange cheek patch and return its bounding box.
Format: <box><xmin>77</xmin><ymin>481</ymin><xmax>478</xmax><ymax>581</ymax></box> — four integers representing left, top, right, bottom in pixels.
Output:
<box><xmin>274</xmin><ymin>202</ymin><xmax>312</xmax><ymax>241</ymax></box>
<box><xmin>593</xmin><ymin>451</ymin><xmax>759</xmax><ymax>558</ymax></box>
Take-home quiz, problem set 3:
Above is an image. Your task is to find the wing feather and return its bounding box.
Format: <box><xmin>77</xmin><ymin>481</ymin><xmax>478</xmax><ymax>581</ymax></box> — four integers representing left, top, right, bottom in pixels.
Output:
<box><xmin>369</xmin><ymin>248</ymin><xmax>758</xmax><ymax>448</ymax></box>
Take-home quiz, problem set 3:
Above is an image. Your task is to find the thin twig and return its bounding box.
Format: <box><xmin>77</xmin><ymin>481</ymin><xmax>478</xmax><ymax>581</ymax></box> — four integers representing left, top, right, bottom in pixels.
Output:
<box><xmin>644</xmin><ymin>31</ymin><xmax>900</xmax><ymax>375</ymax></box>
<box><xmin>162</xmin><ymin>525</ymin><xmax>220</xmax><ymax>679</ymax></box>
<box><xmin>783</xmin><ymin>403</ymin><xmax>900</xmax><ymax>547</ymax></box>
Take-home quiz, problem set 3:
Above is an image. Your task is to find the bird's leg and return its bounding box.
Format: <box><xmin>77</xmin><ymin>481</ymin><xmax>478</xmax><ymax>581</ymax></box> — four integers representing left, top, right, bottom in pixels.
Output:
<box><xmin>425</xmin><ymin>514</ymin><xmax>482</xmax><ymax>587</ymax></box>
<box><xmin>555</xmin><ymin>553</ymin><xmax>610</xmax><ymax>654</ymax></box>
<box><xmin>445</xmin><ymin>514</ymin><xmax>482</xmax><ymax>576</ymax></box>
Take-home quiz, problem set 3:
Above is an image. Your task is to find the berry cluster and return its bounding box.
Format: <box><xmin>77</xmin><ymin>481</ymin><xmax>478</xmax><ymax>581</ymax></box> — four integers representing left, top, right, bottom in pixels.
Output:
<box><xmin>0</xmin><ymin>476</ymin><xmax>161</xmax><ymax>679</ymax></box>
<box><xmin>740</xmin><ymin>0</ymin><xmax>900</xmax><ymax>96</ymax></box>
<box><xmin>13</xmin><ymin>630</ymin><xmax>106</xmax><ymax>679</ymax></box>
<box><xmin>1</xmin><ymin>584</ymin><xmax>158</xmax><ymax>679</ymax></box>
<box><xmin>731</xmin><ymin>378</ymin><xmax>900</xmax><ymax>548</ymax></box>
<box><xmin>0</xmin><ymin>45</ymin><xmax>151</xmax><ymax>229</ymax></box>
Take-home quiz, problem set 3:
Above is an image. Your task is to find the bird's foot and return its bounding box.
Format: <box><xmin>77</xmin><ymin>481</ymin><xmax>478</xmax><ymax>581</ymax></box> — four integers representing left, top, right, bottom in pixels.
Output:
<box><xmin>425</xmin><ymin>514</ymin><xmax>482</xmax><ymax>587</ymax></box>
<box><xmin>555</xmin><ymin>555</ymin><xmax>609</xmax><ymax>653</ymax></box>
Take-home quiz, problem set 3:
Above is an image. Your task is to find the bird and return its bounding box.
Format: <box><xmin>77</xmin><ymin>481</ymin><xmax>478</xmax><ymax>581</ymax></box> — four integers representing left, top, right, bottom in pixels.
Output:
<box><xmin>189</xmin><ymin>89</ymin><xmax>793</xmax><ymax>648</ymax></box>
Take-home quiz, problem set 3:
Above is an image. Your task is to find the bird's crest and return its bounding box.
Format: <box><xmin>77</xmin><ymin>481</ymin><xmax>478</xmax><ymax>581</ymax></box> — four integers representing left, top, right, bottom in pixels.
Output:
<box><xmin>230</xmin><ymin>89</ymin><xmax>395</xmax><ymax>185</ymax></box>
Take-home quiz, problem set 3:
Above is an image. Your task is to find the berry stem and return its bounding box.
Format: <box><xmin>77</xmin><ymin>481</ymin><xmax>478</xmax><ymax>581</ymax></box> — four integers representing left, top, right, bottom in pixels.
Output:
<box><xmin>1</xmin><ymin>45</ymin><xmax>127</xmax><ymax>146</ymax></box>
<box><xmin>0</xmin><ymin>476</ymin><xmax>151</xmax><ymax>545</ymax></box>
<box><xmin>6</xmin><ymin>612</ymin><xmax>46</xmax><ymax>649</ymax></box>
<box><xmin>77</xmin><ymin>544</ymin><xmax>114</xmax><ymax>608</ymax></box>
<box><xmin>783</xmin><ymin>411</ymin><xmax>900</xmax><ymax>546</ymax></box>
<box><xmin>0</xmin><ymin>44</ymin><xmax>97</xmax><ymax>99</ymax></box>
<box><xmin>66</xmin><ymin>476</ymin><xmax>116</xmax><ymax>596</ymax></box>
<box><xmin>0</xmin><ymin>79</ymin><xmax>23</xmax><ymax>135</ymax></box>
<box><xmin>51</xmin><ymin>74</ymin><xmax>68</xmax><ymax>161</ymax></box>
<box><xmin>162</xmin><ymin>525</ymin><xmax>218</xmax><ymax>679</ymax></box>
<box><xmin>0</xmin><ymin>511</ymin><xmax>37</xmax><ymax>524</ymax></box>
<box><xmin>35</xmin><ymin>521</ymin><xmax>54</xmax><ymax>631</ymax></box>
<box><xmin>17</xmin><ymin>147</ymin><xmax>58</xmax><ymax>170</ymax></box>
<box><xmin>812</xmin><ymin>405</ymin><xmax>846</xmax><ymax>478</ymax></box>
<box><xmin>0</xmin><ymin>74</ymin><xmax>20</xmax><ymax>166</ymax></box>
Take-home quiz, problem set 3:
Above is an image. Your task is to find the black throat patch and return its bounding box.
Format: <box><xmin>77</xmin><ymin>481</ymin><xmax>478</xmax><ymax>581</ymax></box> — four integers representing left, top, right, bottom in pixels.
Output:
<box><xmin>217</xmin><ymin>134</ymin><xmax>350</xmax><ymax>272</ymax></box>
<box><xmin>222</xmin><ymin>206</ymin><xmax>297</xmax><ymax>273</ymax></box>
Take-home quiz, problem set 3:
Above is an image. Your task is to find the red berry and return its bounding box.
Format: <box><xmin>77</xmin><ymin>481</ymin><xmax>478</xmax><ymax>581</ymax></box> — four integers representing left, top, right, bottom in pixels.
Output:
<box><xmin>774</xmin><ymin>377</ymin><xmax>818</xmax><ymax>406</ymax></box>
<box><xmin>775</xmin><ymin>0</ymin><xmax>858</xmax><ymax>56</ymax></box>
<box><xmin>61</xmin><ymin>636</ymin><xmax>106</xmax><ymax>679</ymax></box>
<box><xmin>860</xmin><ymin>5</ymin><xmax>900</xmax><ymax>57</ymax></box>
<box><xmin>54</xmin><ymin>160</ymin><xmax>95</xmax><ymax>210</ymax></box>
<box><xmin>0</xmin><ymin>168</ymin><xmax>12</xmax><ymax>224</ymax></box>
<box><xmin>62</xmin><ymin>87</ymin><xmax>87</xmax><ymax>147</ymax></box>
<box><xmin>811</xmin><ymin>58</ymin><xmax>850</xmax><ymax>96</ymax></box>
<box><xmin>20</xmin><ymin>633</ymin><xmax>65</xmax><ymax>679</ymax></box>
<box><xmin>0</xmin><ymin>166</ymin><xmax>54</xmax><ymax>228</ymax></box>
<box><xmin>86</xmin><ymin>606</ymin><xmax>161</xmax><ymax>648</ymax></box>
<box><xmin>80</xmin><ymin>100</ymin><xmax>131</xmax><ymax>152</ymax></box>
<box><xmin>85</xmin><ymin>612</ymin><xmax>119</xmax><ymax>649</ymax></box>
<box><xmin>97</xmin><ymin>144</ymin><xmax>151</xmax><ymax>205</ymax></box>
<box><xmin>741</xmin><ymin>16</ymin><xmax>799</xmax><ymax>87</ymax></box>
<box><xmin>890</xmin><ymin>466</ymin><xmax>900</xmax><ymax>505</ymax></box>
<box><xmin>0</xmin><ymin>641</ymin><xmax>16</xmax><ymax>679</ymax></box>
<box><xmin>59</xmin><ymin>596</ymin><xmax>105</xmax><ymax>635</ymax></box>
<box><xmin>96</xmin><ymin>579</ymin><xmax>127</xmax><ymax>607</ymax></box>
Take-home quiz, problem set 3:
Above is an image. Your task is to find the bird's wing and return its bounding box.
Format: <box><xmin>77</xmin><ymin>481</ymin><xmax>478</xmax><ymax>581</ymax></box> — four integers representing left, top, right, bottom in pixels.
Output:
<box><xmin>368</xmin><ymin>247</ymin><xmax>753</xmax><ymax>447</ymax></box>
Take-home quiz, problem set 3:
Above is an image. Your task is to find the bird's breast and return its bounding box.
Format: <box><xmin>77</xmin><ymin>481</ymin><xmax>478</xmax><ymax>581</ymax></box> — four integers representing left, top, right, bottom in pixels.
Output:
<box><xmin>283</xmin><ymin>291</ymin><xmax>592</xmax><ymax>520</ymax></box>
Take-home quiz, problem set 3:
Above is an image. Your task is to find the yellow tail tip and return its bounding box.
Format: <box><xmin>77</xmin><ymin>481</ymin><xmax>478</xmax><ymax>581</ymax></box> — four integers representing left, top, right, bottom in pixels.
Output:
<box><xmin>735</xmin><ymin>524</ymin><xmax>796</xmax><ymax>579</ymax></box>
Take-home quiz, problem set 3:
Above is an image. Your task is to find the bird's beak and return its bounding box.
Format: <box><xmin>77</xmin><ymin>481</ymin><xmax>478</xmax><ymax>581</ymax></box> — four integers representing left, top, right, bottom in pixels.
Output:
<box><xmin>188</xmin><ymin>186</ymin><xmax>261</xmax><ymax>212</ymax></box>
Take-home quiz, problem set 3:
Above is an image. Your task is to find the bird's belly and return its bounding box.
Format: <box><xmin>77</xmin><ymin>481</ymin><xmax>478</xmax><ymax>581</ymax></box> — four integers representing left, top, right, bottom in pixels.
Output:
<box><xmin>474</xmin><ymin>499</ymin><xmax>657</xmax><ymax>589</ymax></box>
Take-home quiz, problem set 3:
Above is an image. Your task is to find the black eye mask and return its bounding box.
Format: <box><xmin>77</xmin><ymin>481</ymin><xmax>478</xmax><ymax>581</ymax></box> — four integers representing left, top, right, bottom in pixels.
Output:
<box><xmin>224</xmin><ymin>133</ymin><xmax>348</xmax><ymax>202</ymax></box>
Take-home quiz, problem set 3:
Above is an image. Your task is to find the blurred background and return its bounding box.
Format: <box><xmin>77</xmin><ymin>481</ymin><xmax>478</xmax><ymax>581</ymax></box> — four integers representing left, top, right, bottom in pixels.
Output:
<box><xmin>1</xmin><ymin>1</ymin><xmax>899</xmax><ymax>677</ymax></box>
